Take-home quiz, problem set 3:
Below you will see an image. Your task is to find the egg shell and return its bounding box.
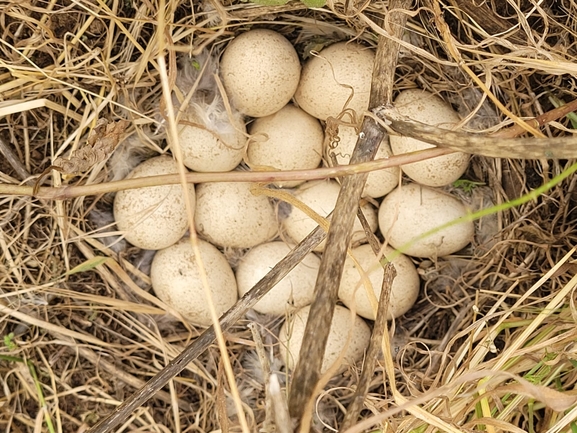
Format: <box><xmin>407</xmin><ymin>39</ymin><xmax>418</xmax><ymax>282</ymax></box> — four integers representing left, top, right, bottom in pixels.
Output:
<box><xmin>195</xmin><ymin>182</ymin><xmax>278</xmax><ymax>249</ymax></box>
<box><xmin>327</xmin><ymin>125</ymin><xmax>399</xmax><ymax>198</ymax></box>
<box><xmin>378</xmin><ymin>183</ymin><xmax>474</xmax><ymax>257</ymax></box>
<box><xmin>220</xmin><ymin>29</ymin><xmax>301</xmax><ymax>118</ymax></box>
<box><xmin>178</xmin><ymin>113</ymin><xmax>247</xmax><ymax>172</ymax></box>
<box><xmin>295</xmin><ymin>42</ymin><xmax>374</xmax><ymax>121</ymax></box>
<box><xmin>338</xmin><ymin>244</ymin><xmax>420</xmax><ymax>320</ymax></box>
<box><xmin>278</xmin><ymin>305</ymin><xmax>371</xmax><ymax>373</ymax></box>
<box><xmin>150</xmin><ymin>238</ymin><xmax>237</xmax><ymax>327</ymax></box>
<box><xmin>282</xmin><ymin>180</ymin><xmax>378</xmax><ymax>252</ymax></box>
<box><xmin>248</xmin><ymin>104</ymin><xmax>323</xmax><ymax>187</ymax></box>
<box><xmin>236</xmin><ymin>241</ymin><xmax>321</xmax><ymax>315</ymax></box>
<box><xmin>389</xmin><ymin>89</ymin><xmax>470</xmax><ymax>187</ymax></box>
<box><xmin>113</xmin><ymin>155</ymin><xmax>195</xmax><ymax>250</ymax></box>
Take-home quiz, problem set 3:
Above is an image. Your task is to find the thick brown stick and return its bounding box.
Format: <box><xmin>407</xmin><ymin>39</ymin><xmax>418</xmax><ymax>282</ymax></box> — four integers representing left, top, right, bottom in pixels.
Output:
<box><xmin>287</xmin><ymin>0</ymin><xmax>411</xmax><ymax>428</ymax></box>
<box><xmin>288</xmin><ymin>118</ymin><xmax>385</xmax><ymax>426</ymax></box>
<box><xmin>376</xmin><ymin>107</ymin><xmax>577</xmax><ymax>159</ymax></box>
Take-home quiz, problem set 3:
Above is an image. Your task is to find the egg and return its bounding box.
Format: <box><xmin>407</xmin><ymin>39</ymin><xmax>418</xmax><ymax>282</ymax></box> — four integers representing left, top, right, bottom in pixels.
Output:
<box><xmin>247</xmin><ymin>104</ymin><xmax>323</xmax><ymax>187</ymax></box>
<box><xmin>389</xmin><ymin>89</ymin><xmax>470</xmax><ymax>187</ymax></box>
<box><xmin>338</xmin><ymin>244</ymin><xmax>420</xmax><ymax>320</ymax></box>
<box><xmin>295</xmin><ymin>42</ymin><xmax>374</xmax><ymax>121</ymax></box>
<box><xmin>378</xmin><ymin>183</ymin><xmax>474</xmax><ymax>257</ymax></box>
<box><xmin>150</xmin><ymin>238</ymin><xmax>237</xmax><ymax>327</ymax></box>
<box><xmin>220</xmin><ymin>29</ymin><xmax>301</xmax><ymax>118</ymax></box>
<box><xmin>281</xmin><ymin>180</ymin><xmax>378</xmax><ymax>252</ymax></box>
<box><xmin>113</xmin><ymin>155</ymin><xmax>195</xmax><ymax>250</ymax></box>
<box><xmin>236</xmin><ymin>241</ymin><xmax>321</xmax><ymax>315</ymax></box>
<box><xmin>195</xmin><ymin>182</ymin><xmax>278</xmax><ymax>249</ymax></box>
<box><xmin>178</xmin><ymin>102</ymin><xmax>247</xmax><ymax>172</ymax></box>
<box><xmin>278</xmin><ymin>304</ymin><xmax>371</xmax><ymax>374</ymax></box>
<box><xmin>327</xmin><ymin>125</ymin><xmax>399</xmax><ymax>198</ymax></box>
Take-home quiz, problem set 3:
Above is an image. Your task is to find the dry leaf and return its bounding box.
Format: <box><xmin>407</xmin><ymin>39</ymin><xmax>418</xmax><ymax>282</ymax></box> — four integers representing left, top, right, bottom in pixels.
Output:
<box><xmin>33</xmin><ymin>119</ymin><xmax>130</xmax><ymax>195</ymax></box>
<box><xmin>54</xmin><ymin>119</ymin><xmax>130</xmax><ymax>174</ymax></box>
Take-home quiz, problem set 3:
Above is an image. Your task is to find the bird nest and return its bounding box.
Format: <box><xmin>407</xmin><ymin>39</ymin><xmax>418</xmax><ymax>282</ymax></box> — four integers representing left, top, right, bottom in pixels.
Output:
<box><xmin>1</xmin><ymin>1</ymin><xmax>577</xmax><ymax>432</ymax></box>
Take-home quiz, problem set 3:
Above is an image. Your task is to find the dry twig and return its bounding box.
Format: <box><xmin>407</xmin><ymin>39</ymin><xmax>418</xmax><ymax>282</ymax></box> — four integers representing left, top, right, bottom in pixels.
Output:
<box><xmin>288</xmin><ymin>0</ymin><xmax>411</xmax><ymax>429</ymax></box>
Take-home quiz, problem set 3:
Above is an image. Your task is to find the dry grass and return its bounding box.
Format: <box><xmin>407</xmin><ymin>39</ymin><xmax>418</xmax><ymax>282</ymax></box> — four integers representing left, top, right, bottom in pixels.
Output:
<box><xmin>1</xmin><ymin>0</ymin><xmax>577</xmax><ymax>432</ymax></box>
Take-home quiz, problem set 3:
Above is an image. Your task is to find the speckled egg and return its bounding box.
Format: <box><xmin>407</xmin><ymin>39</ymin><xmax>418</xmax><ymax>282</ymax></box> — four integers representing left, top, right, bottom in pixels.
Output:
<box><xmin>327</xmin><ymin>125</ymin><xmax>399</xmax><ymax>198</ymax></box>
<box><xmin>178</xmin><ymin>111</ymin><xmax>247</xmax><ymax>172</ymax></box>
<box><xmin>151</xmin><ymin>238</ymin><xmax>237</xmax><ymax>327</ymax></box>
<box><xmin>195</xmin><ymin>182</ymin><xmax>278</xmax><ymax>249</ymax></box>
<box><xmin>278</xmin><ymin>304</ymin><xmax>371</xmax><ymax>373</ymax></box>
<box><xmin>338</xmin><ymin>244</ymin><xmax>420</xmax><ymax>320</ymax></box>
<box><xmin>295</xmin><ymin>42</ymin><xmax>374</xmax><ymax>121</ymax></box>
<box><xmin>378</xmin><ymin>183</ymin><xmax>474</xmax><ymax>257</ymax></box>
<box><xmin>389</xmin><ymin>89</ymin><xmax>470</xmax><ymax>187</ymax></box>
<box><xmin>236</xmin><ymin>241</ymin><xmax>320</xmax><ymax>315</ymax></box>
<box><xmin>248</xmin><ymin>104</ymin><xmax>324</xmax><ymax>187</ymax></box>
<box><xmin>113</xmin><ymin>155</ymin><xmax>195</xmax><ymax>250</ymax></box>
<box><xmin>281</xmin><ymin>180</ymin><xmax>378</xmax><ymax>252</ymax></box>
<box><xmin>220</xmin><ymin>29</ymin><xmax>301</xmax><ymax>118</ymax></box>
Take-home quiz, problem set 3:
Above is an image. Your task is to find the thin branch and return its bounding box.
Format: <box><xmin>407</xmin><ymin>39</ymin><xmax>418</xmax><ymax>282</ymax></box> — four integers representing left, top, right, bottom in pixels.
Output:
<box><xmin>341</xmin><ymin>262</ymin><xmax>396</xmax><ymax>431</ymax></box>
<box><xmin>0</xmin><ymin>136</ymin><xmax>33</xmax><ymax>184</ymax></box>
<box><xmin>0</xmin><ymin>147</ymin><xmax>452</xmax><ymax>199</ymax></box>
<box><xmin>376</xmin><ymin>106</ymin><xmax>577</xmax><ymax>159</ymax></box>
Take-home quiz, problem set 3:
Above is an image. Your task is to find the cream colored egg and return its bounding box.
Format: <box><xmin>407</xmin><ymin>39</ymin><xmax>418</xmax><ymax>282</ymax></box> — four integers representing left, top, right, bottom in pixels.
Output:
<box><xmin>150</xmin><ymin>238</ymin><xmax>237</xmax><ymax>327</ymax></box>
<box><xmin>389</xmin><ymin>89</ymin><xmax>470</xmax><ymax>187</ymax></box>
<box><xmin>248</xmin><ymin>104</ymin><xmax>323</xmax><ymax>187</ymax></box>
<box><xmin>295</xmin><ymin>42</ymin><xmax>374</xmax><ymax>121</ymax></box>
<box><xmin>338</xmin><ymin>244</ymin><xmax>420</xmax><ymax>320</ymax></box>
<box><xmin>278</xmin><ymin>304</ymin><xmax>371</xmax><ymax>373</ymax></box>
<box><xmin>178</xmin><ymin>113</ymin><xmax>247</xmax><ymax>172</ymax></box>
<box><xmin>378</xmin><ymin>183</ymin><xmax>474</xmax><ymax>257</ymax></box>
<box><xmin>327</xmin><ymin>125</ymin><xmax>399</xmax><ymax>198</ymax></box>
<box><xmin>195</xmin><ymin>182</ymin><xmax>278</xmax><ymax>248</ymax></box>
<box><xmin>220</xmin><ymin>29</ymin><xmax>301</xmax><ymax>118</ymax></box>
<box><xmin>236</xmin><ymin>241</ymin><xmax>320</xmax><ymax>315</ymax></box>
<box><xmin>281</xmin><ymin>180</ymin><xmax>377</xmax><ymax>252</ymax></box>
<box><xmin>113</xmin><ymin>155</ymin><xmax>195</xmax><ymax>250</ymax></box>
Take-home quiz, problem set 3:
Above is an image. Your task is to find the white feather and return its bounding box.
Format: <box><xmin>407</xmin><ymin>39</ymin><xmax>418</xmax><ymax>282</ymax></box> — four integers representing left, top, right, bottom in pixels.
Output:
<box><xmin>188</xmin><ymin>95</ymin><xmax>245</xmax><ymax>146</ymax></box>
<box><xmin>175</xmin><ymin>50</ymin><xmax>246</xmax><ymax>147</ymax></box>
<box><xmin>107</xmin><ymin>134</ymin><xmax>156</xmax><ymax>183</ymax></box>
<box><xmin>89</xmin><ymin>207</ymin><xmax>127</xmax><ymax>254</ymax></box>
